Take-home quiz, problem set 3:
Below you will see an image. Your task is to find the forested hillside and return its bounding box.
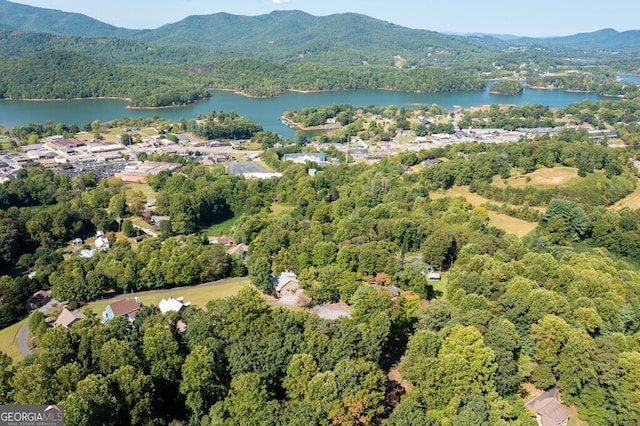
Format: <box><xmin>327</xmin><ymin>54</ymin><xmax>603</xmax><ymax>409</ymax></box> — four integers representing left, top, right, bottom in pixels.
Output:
<box><xmin>0</xmin><ymin>29</ymin><xmax>218</xmax><ymax>64</ymax></box>
<box><xmin>133</xmin><ymin>10</ymin><xmax>488</xmax><ymax>66</ymax></box>
<box><xmin>0</xmin><ymin>5</ymin><xmax>638</xmax><ymax>105</ymax></box>
<box><xmin>0</xmin><ymin>50</ymin><xmax>209</xmax><ymax>107</ymax></box>
<box><xmin>1</xmin><ymin>99</ymin><xmax>640</xmax><ymax>423</ymax></box>
<box><xmin>0</xmin><ymin>0</ymin><xmax>140</xmax><ymax>38</ymax></box>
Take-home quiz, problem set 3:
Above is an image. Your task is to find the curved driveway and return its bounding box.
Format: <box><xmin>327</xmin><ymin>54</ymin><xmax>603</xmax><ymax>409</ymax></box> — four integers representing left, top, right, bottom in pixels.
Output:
<box><xmin>17</xmin><ymin>321</ymin><xmax>32</xmax><ymax>356</ymax></box>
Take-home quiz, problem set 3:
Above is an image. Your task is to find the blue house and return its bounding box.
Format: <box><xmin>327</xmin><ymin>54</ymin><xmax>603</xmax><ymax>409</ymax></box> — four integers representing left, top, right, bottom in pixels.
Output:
<box><xmin>102</xmin><ymin>298</ymin><xmax>141</xmax><ymax>324</ymax></box>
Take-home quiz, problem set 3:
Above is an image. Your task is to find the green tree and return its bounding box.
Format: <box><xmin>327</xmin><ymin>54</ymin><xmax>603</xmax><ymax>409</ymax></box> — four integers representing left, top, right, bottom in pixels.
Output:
<box><xmin>109</xmin><ymin>365</ymin><xmax>155</xmax><ymax>426</ymax></box>
<box><xmin>180</xmin><ymin>345</ymin><xmax>226</xmax><ymax>423</ymax></box>
<box><xmin>0</xmin><ymin>352</ymin><xmax>13</xmax><ymax>404</ymax></box>
<box><xmin>248</xmin><ymin>256</ymin><xmax>273</xmax><ymax>293</ymax></box>
<box><xmin>283</xmin><ymin>353</ymin><xmax>318</xmax><ymax>401</ymax></box>
<box><xmin>109</xmin><ymin>194</ymin><xmax>127</xmax><ymax>221</ymax></box>
<box><xmin>64</xmin><ymin>374</ymin><xmax>118</xmax><ymax>426</ymax></box>
<box><xmin>557</xmin><ymin>329</ymin><xmax>596</xmax><ymax>403</ymax></box>
<box><xmin>142</xmin><ymin>324</ymin><xmax>184</xmax><ymax>391</ymax></box>
<box><xmin>121</xmin><ymin>219</ymin><xmax>136</xmax><ymax>237</ymax></box>
<box><xmin>224</xmin><ymin>373</ymin><xmax>276</xmax><ymax>426</ymax></box>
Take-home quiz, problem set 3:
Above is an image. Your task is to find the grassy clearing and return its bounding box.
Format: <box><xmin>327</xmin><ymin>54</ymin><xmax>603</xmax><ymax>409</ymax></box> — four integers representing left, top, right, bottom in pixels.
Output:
<box><xmin>429</xmin><ymin>275</ymin><xmax>448</xmax><ymax>298</ymax></box>
<box><xmin>205</xmin><ymin>215</ymin><xmax>241</xmax><ymax>235</ymax></box>
<box><xmin>431</xmin><ymin>186</ymin><xmax>539</xmax><ymax>237</ymax></box>
<box><xmin>82</xmin><ymin>278</ymin><xmax>251</xmax><ymax>318</ymax></box>
<box><xmin>611</xmin><ymin>179</ymin><xmax>640</xmax><ymax>209</ymax></box>
<box><xmin>270</xmin><ymin>203</ymin><xmax>295</xmax><ymax>216</ymax></box>
<box><xmin>487</xmin><ymin>211</ymin><xmax>538</xmax><ymax>238</ymax></box>
<box><xmin>492</xmin><ymin>167</ymin><xmax>579</xmax><ymax>189</ymax></box>
<box><xmin>125</xmin><ymin>182</ymin><xmax>157</xmax><ymax>201</ymax></box>
<box><xmin>0</xmin><ymin>319</ymin><xmax>27</xmax><ymax>362</ymax></box>
<box><xmin>430</xmin><ymin>185</ymin><xmax>494</xmax><ymax>205</ymax></box>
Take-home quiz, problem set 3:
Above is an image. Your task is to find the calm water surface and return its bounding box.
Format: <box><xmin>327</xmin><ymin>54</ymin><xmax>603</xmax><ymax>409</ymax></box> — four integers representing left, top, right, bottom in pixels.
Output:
<box><xmin>0</xmin><ymin>84</ymin><xmax>611</xmax><ymax>139</ymax></box>
<box><xmin>617</xmin><ymin>74</ymin><xmax>640</xmax><ymax>84</ymax></box>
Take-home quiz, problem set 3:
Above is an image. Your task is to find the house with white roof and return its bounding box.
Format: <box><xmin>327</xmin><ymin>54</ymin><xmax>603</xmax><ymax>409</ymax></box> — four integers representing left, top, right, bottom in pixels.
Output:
<box><xmin>158</xmin><ymin>297</ymin><xmax>191</xmax><ymax>314</ymax></box>
<box><xmin>272</xmin><ymin>271</ymin><xmax>300</xmax><ymax>297</ymax></box>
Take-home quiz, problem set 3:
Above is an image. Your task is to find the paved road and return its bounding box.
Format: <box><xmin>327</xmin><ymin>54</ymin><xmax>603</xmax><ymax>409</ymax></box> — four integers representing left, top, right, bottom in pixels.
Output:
<box><xmin>16</xmin><ymin>276</ymin><xmax>250</xmax><ymax>356</ymax></box>
<box><xmin>17</xmin><ymin>321</ymin><xmax>32</xmax><ymax>357</ymax></box>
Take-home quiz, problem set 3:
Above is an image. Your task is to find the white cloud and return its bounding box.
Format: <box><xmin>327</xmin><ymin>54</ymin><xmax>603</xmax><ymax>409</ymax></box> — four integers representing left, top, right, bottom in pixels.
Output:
<box><xmin>272</xmin><ymin>0</ymin><xmax>291</xmax><ymax>3</ymax></box>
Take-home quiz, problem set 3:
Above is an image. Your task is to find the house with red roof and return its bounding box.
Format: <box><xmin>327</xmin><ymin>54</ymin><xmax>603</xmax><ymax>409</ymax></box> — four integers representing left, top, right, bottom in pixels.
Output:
<box><xmin>102</xmin><ymin>298</ymin><xmax>141</xmax><ymax>324</ymax></box>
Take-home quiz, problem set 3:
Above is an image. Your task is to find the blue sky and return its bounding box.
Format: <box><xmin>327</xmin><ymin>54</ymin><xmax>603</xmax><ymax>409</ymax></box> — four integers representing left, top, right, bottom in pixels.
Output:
<box><xmin>11</xmin><ymin>0</ymin><xmax>640</xmax><ymax>37</ymax></box>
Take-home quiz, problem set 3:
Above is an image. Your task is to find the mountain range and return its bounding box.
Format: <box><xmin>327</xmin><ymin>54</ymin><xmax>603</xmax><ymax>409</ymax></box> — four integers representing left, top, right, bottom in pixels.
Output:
<box><xmin>0</xmin><ymin>0</ymin><xmax>639</xmax><ymax>62</ymax></box>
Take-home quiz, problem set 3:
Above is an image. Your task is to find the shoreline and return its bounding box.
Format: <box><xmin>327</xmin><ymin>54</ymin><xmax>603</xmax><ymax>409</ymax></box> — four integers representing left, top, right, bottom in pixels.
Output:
<box><xmin>1</xmin><ymin>95</ymin><xmax>204</xmax><ymax>110</ymax></box>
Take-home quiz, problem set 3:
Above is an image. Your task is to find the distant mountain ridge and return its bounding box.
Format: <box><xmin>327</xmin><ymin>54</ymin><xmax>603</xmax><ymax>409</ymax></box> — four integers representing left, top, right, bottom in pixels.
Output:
<box><xmin>480</xmin><ymin>28</ymin><xmax>640</xmax><ymax>53</ymax></box>
<box><xmin>0</xmin><ymin>0</ymin><xmax>141</xmax><ymax>38</ymax></box>
<box><xmin>129</xmin><ymin>10</ymin><xmax>485</xmax><ymax>65</ymax></box>
<box><xmin>0</xmin><ymin>1</ymin><xmax>639</xmax><ymax>60</ymax></box>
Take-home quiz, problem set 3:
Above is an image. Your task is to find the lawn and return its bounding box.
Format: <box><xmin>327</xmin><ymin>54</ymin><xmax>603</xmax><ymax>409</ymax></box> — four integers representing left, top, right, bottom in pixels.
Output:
<box><xmin>611</xmin><ymin>179</ymin><xmax>640</xmax><ymax>210</ymax></box>
<box><xmin>429</xmin><ymin>275</ymin><xmax>448</xmax><ymax>298</ymax></box>
<box><xmin>270</xmin><ymin>203</ymin><xmax>295</xmax><ymax>216</ymax></box>
<box><xmin>82</xmin><ymin>278</ymin><xmax>251</xmax><ymax>318</ymax></box>
<box><xmin>125</xmin><ymin>182</ymin><xmax>158</xmax><ymax>201</ymax></box>
<box><xmin>492</xmin><ymin>166</ymin><xmax>579</xmax><ymax>189</ymax></box>
<box><xmin>488</xmin><ymin>211</ymin><xmax>538</xmax><ymax>238</ymax></box>
<box><xmin>205</xmin><ymin>215</ymin><xmax>241</xmax><ymax>235</ymax></box>
<box><xmin>430</xmin><ymin>186</ymin><xmax>539</xmax><ymax>238</ymax></box>
<box><xmin>0</xmin><ymin>319</ymin><xmax>28</xmax><ymax>363</ymax></box>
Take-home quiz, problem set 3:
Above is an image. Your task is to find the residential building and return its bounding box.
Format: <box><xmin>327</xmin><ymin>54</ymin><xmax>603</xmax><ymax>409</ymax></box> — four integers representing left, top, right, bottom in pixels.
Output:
<box><xmin>272</xmin><ymin>271</ymin><xmax>300</xmax><ymax>297</ymax></box>
<box><xmin>226</xmin><ymin>243</ymin><xmax>249</xmax><ymax>257</ymax></box>
<box><xmin>26</xmin><ymin>290</ymin><xmax>51</xmax><ymax>310</ymax></box>
<box><xmin>428</xmin><ymin>272</ymin><xmax>441</xmax><ymax>281</ymax></box>
<box><xmin>54</xmin><ymin>308</ymin><xmax>86</xmax><ymax>329</ymax></box>
<box><xmin>282</xmin><ymin>153</ymin><xmax>327</xmax><ymax>164</ymax></box>
<box><xmin>526</xmin><ymin>388</ymin><xmax>570</xmax><ymax>426</ymax></box>
<box><xmin>208</xmin><ymin>235</ymin><xmax>234</xmax><ymax>246</ymax></box>
<box><xmin>158</xmin><ymin>297</ymin><xmax>191</xmax><ymax>314</ymax></box>
<box><xmin>102</xmin><ymin>298</ymin><xmax>141</xmax><ymax>324</ymax></box>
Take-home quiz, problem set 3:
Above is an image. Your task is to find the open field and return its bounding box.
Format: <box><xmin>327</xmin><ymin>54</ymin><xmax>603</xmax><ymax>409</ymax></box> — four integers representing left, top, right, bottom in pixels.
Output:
<box><xmin>431</xmin><ymin>185</ymin><xmax>495</xmax><ymax>206</ymax></box>
<box><xmin>431</xmin><ymin>186</ymin><xmax>539</xmax><ymax>238</ymax></box>
<box><xmin>492</xmin><ymin>167</ymin><xmax>579</xmax><ymax>189</ymax></box>
<box><xmin>83</xmin><ymin>278</ymin><xmax>250</xmax><ymax>317</ymax></box>
<box><xmin>0</xmin><ymin>319</ymin><xmax>27</xmax><ymax>362</ymax></box>
<box><xmin>611</xmin><ymin>179</ymin><xmax>640</xmax><ymax>210</ymax></box>
<box><xmin>487</xmin><ymin>211</ymin><xmax>538</xmax><ymax>238</ymax></box>
<box><xmin>205</xmin><ymin>215</ymin><xmax>241</xmax><ymax>235</ymax></box>
<box><xmin>270</xmin><ymin>203</ymin><xmax>295</xmax><ymax>216</ymax></box>
<box><xmin>125</xmin><ymin>182</ymin><xmax>158</xmax><ymax>201</ymax></box>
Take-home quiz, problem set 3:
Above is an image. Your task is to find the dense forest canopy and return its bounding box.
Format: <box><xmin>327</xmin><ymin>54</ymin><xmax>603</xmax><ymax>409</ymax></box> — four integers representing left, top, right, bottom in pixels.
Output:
<box><xmin>1</xmin><ymin>99</ymin><xmax>640</xmax><ymax>424</ymax></box>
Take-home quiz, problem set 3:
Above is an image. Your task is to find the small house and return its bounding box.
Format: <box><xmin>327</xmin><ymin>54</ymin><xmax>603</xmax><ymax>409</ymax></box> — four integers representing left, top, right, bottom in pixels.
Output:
<box><xmin>526</xmin><ymin>387</ymin><xmax>570</xmax><ymax>426</ymax></box>
<box><xmin>158</xmin><ymin>297</ymin><xmax>191</xmax><ymax>314</ymax></box>
<box><xmin>226</xmin><ymin>243</ymin><xmax>249</xmax><ymax>257</ymax></box>
<box><xmin>54</xmin><ymin>307</ymin><xmax>86</xmax><ymax>329</ymax></box>
<box><xmin>209</xmin><ymin>235</ymin><xmax>234</xmax><ymax>246</ymax></box>
<box><xmin>102</xmin><ymin>298</ymin><xmax>141</xmax><ymax>324</ymax></box>
<box><xmin>428</xmin><ymin>272</ymin><xmax>441</xmax><ymax>281</ymax></box>
<box><xmin>27</xmin><ymin>290</ymin><xmax>51</xmax><ymax>310</ymax></box>
<box><xmin>95</xmin><ymin>235</ymin><xmax>110</xmax><ymax>251</ymax></box>
<box><xmin>272</xmin><ymin>271</ymin><xmax>299</xmax><ymax>297</ymax></box>
<box><xmin>79</xmin><ymin>249</ymin><xmax>95</xmax><ymax>258</ymax></box>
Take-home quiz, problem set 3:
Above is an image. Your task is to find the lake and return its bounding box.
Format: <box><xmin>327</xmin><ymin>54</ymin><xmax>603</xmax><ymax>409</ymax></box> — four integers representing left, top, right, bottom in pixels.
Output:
<box><xmin>0</xmin><ymin>84</ymin><xmax>610</xmax><ymax>140</ymax></box>
<box><xmin>617</xmin><ymin>74</ymin><xmax>640</xmax><ymax>84</ymax></box>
